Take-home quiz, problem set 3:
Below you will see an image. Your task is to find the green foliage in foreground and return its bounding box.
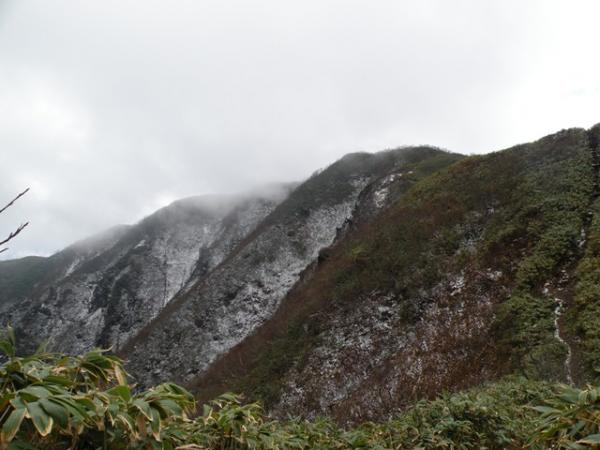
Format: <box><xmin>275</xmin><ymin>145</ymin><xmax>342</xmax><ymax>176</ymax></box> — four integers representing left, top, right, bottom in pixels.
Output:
<box><xmin>2</xmin><ymin>328</ymin><xmax>600</xmax><ymax>449</ymax></box>
<box><xmin>181</xmin><ymin>382</ymin><xmax>600</xmax><ymax>449</ymax></box>
<box><xmin>0</xmin><ymin>327</ymin><xmax>194</xmax><ymax>449</ymax></box>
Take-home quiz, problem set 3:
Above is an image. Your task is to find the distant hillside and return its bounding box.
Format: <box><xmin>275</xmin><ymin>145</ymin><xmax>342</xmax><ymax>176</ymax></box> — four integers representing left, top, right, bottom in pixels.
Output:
<box><xmin>0</xmin><ymin>187</ymin><xmax>292</xmax><ymax>355</ymax></box>
<box><xmin>193</xmin><ymin>126</ymin><xmax>600</xmax><ymax>424</ymax></box>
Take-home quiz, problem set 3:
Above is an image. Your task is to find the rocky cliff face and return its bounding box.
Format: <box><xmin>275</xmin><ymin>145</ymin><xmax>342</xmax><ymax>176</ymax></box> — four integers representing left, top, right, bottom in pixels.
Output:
<box><xmin>122</xmin><ymin>147</ymin><xmax>458</xmax><ymax>387</ymax></box>
<box><xmin>1</xmin><ymin>187</ymin><xmax>291</xmax><ymax>355</ymax></box>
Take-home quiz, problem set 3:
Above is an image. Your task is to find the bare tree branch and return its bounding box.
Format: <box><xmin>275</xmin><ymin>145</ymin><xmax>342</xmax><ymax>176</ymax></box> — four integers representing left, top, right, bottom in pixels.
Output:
<box><xmin>0</xmin><ymin>188</ymin><xmax>30</xmax><ymax>216</ymax></box>
<box><xmin>0</xmin><ymin>188</ymin><xmax>30</xmax><ymax>254</ymax></box>
<box><xmin>0</xmin><ymin>222</ymin><xmax>29</xmax><ymax>247</ymax></box>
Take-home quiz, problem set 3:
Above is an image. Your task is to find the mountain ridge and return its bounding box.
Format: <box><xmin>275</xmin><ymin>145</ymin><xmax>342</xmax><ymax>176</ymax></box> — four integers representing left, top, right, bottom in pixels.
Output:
<box><xmin>3</xmin><ymin>127</ymin><xmax>600</xmax><ymax>425</ymax></box>
<box><xmin>0</xmin><ymin>186</ymin><xmax>295</xmax><ymax>354</ymax></box>
<box><xmin>121</xmin><ymin>146</ymin><xmax>460</xmax><ymax>387</ymax></box>
<box><xmin>190</xmin><ymin>126</ymin><xmax>600</xmax><ymax>423</ymax></box>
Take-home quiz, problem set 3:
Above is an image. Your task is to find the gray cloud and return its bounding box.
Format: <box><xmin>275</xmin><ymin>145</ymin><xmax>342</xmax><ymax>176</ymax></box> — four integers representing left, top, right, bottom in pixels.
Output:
<box><xmin>1</xmin><ymin>0</ymin><xmax>600</xmax><ymax>257</ymax></box>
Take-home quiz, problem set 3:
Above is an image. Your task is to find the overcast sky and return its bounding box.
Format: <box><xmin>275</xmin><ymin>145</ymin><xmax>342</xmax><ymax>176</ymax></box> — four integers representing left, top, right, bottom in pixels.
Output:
<box><xmin>1</xmin><ymin>0</ymin><xmax>600</xmax><ymax>258</ymax></box>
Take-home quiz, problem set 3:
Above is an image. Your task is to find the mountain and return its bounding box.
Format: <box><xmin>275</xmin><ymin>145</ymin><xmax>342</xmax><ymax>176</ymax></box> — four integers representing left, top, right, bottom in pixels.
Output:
<box><xmin>0</xmin><ymin>186</ymin><xmax>293</xmax><ymax>354</ymax></box>
<box><xmin>0</xmin><ymin>225</ymin><xmax>130</xmax><ymax>308</ymax></box>
<box><xmin>0</xmin><ymin>146</ymin><xmax>460</xmax><ymax>380</ymax></box>
<box><xmin>120</xmin><ymin>146</ymin><xmax>460</xmax><ymax>387</ymax></box>
<box><xmin>2</xmin><ymin>126</ymin><xmax>600</xmax><ymax>425</ymax></box>
<box><xmin>192</xmin><ymin>126</ymin><xmax>600</xmax><ymax>423</ymax></box>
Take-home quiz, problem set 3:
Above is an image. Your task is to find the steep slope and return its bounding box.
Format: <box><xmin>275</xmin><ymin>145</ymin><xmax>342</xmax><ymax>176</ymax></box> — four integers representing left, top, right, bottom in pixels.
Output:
<box><xmin>0</xmin><ymin>256</ymin><xmax>52</xmax><ymax>307</ymax></box>
<box><xmin>0</xmin><ymin>225</ymin><xmax>131</xmax><ymax>307</ymax></box>
<box><xmin>1</xmin><ymin>187</ymin><xmax>291</xmax><ymax>354</ymax></box>
<box><xmin>192</xmin><ymin>127</ymin><xmax>597</xmax><ymax>424</ymax></box>
<box><xmin>122</xmin><ymin>147</ymin><xmax>462</xmax><ymax>387</ymax></box>
<box><xmin>564</xmin><ymin>123</ymin><xmax>600</xmax><ymax>383</ymax></box>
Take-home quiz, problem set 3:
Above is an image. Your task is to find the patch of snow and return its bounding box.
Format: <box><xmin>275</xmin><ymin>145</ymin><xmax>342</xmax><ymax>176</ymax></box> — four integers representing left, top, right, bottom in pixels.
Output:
<box><xmin>553</xmin><ymin>296</ymin><xmax>574</xmax><ymax>384</ymax></box>
<box><xmin>485</xmin><ymin>269</ymin><xmax>502</xmax><ymax>281</ymax></box>
<box><xmin>63</xmin><ymin>258</ymin><xmax>82</xmax><ymax>278</ymax></box>
<box><xmin>578</xmin><ymin>226</ymin><xmax>587</xmax><ymax>248</ymax></box>
<box><xmin>449</xmin><ymin>274</ymin><xmax>466</xmax><ymax>295</ymax></box>
<box><xmin>372</xmin><ymin>172</ymin><xmax>403</xmax><ymax>209</ymax></box>
<box><xmin>373</xmin><ymin>187</ymin><xmax>389</xmax><ymax>208</ymax></box>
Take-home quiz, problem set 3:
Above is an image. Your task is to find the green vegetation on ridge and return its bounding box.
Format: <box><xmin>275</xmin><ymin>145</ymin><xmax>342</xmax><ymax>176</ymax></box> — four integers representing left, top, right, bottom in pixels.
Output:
<box><xmin>196</xmin><ymin>128</ymin><xmax>596</xmax><ymax>414</ymax></box>
<box><xmin>567</xmin><ymin>198</ymin><xmax>600</xmax><ymax>381</ymax></box>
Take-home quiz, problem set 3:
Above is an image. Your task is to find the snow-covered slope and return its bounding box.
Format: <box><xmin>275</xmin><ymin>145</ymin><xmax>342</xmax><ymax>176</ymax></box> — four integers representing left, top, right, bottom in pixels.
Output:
<box><xmin>122</xmin><ymin>147</ymin><xmax>453</xmax><ymax>387</ymax></box>
<box><xmin>1</xmin><ymin>186</ymin><xmax>291</xmax><ymax>354</ymax></box>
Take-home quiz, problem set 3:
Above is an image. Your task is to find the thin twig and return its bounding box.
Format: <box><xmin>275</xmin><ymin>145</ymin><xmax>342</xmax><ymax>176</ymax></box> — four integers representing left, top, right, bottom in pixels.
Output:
<box><xmin>0</xmin><ymin>222</ymin><xmax>29</xmax><ymax>247</ymax></box>
<box><xmin>0</xmin><ymin>188</ymin><xmax>29</xmax><ymax>216</ymax></box>
<box><xmin>0</xmin><ymin>188</ymin><xmax>30</xmax><ymax>253</ymax></box>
